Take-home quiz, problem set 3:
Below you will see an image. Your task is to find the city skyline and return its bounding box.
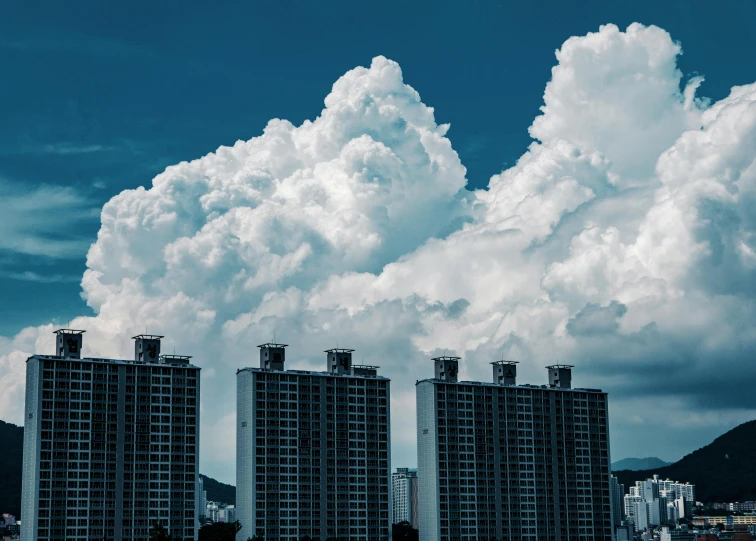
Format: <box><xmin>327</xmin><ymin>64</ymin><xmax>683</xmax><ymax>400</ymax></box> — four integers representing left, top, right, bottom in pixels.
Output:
<box><xmin>7</xmin><ymin>326</ymin><xmax>752</xmax><ymax>541</ymax></box>
<box><xmin>2</xmin><ymin>1</ymin><xmax>756</xmax><ymax>487</ymax></box>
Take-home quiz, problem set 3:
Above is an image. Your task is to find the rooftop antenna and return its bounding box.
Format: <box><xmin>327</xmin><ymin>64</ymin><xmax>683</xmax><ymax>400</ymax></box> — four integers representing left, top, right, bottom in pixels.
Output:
<box><xmin>273</xmin><ymin>330</ymin><xmax>277</xmax><ymax>344</ymax></box>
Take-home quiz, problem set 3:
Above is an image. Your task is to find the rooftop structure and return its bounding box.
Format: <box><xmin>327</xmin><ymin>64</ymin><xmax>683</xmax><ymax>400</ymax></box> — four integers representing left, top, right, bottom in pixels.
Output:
<box><xmin>417</xmin><ymin>359</ymin><xmax>612</xmax><ymax>541</ymax></box>
<box><xmin>22</xmin><ymin>330</ymin><xmax>200</xmax><ymax>541</ymax></box>
<box><xmin>237</xmin><ymin>343</ymin><xmax>390</xmax><ymax>541</ymax></box>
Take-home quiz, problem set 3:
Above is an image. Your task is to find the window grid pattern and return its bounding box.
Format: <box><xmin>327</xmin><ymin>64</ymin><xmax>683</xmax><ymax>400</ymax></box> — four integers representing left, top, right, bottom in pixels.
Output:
<box><xmin>24</xmin><ymin>355</ymin><xmax>199</xmax><ymax>541</ymax></box>
<box><xmin>420</xmin><ymin>381</ymin><xmax>612</xmax><ymax>541</ymax></box>
<box><xmin>240</xmin><ymin>370</ymin><xmax>390</xmax><ymax>541</ymax></box>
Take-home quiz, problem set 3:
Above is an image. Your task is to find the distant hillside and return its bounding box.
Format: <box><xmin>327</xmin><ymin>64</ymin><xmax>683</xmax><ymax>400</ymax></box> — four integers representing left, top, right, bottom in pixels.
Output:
<box><xmin>612</xmin><ymin>457</ymin><xmax>670</xmax><ymax>471</ymax></box>
<box><xmin>200</xmin><ymin>474</ymin><xmax>236</xmax><ymax>505</ymax></box>
<box><xmin>615</xmin><ymin>420</ymin><xmax>756</xmax><ymax>503</ymax></box>
<box><xmin>0</xmin><ymin>420</ymin><xmax>23</xmax><ymax>517</ymax></box>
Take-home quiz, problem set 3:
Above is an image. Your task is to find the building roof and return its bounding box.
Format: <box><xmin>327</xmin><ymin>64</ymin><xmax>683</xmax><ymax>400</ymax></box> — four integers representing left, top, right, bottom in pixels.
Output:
<box><xmin>28</xmin><ymin>354</ymin><xmax>200</xmax><ymax>370</ymax></box>
<box><xmin>415</xmin><ymin>377</ymin><xmax>604</xmax><ymax>393</ymax></box>
<box><xmin>237</xmin><ymin>366</ymin><xmax>389</xmax><ymax>380</ymax></box>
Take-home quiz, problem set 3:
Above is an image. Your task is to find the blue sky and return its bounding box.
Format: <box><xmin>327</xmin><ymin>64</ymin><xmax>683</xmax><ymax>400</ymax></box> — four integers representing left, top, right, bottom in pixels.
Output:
<box><xmin>2</xmin><ymin>0</ymin><xmax>755</xmax><ymax>335</ymax></box>
<box><xmin>3</xmin><ymin>2</ymin><xmax>756</xmax><ymax>481</ymax></box>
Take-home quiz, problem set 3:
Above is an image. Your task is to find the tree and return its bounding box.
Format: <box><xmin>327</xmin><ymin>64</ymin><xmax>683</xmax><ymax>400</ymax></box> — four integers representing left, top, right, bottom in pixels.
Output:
<box><xmin>149</xmin><ymin>521</ymin><xmax>175</xmax><ymax>541</ymax></box>
<box><xmin>392</xmin><ymin>521</ymin><xmax>419</xmax><ymax>541</ymax></box>
<box><xmin>199</xmin><ymin>520</ymin><xmax>243</xmax><ymax>541</ymax></box>
<box><xmin>246</xmin><ymin>534</ymin><xmax>265</xmax><ymax>541</ymax></box>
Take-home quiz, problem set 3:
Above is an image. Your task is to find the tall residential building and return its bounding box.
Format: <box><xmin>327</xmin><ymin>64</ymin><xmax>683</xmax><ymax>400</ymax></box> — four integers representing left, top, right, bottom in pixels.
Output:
<box><xmin>197</xmin><ymin>475</ymin><xmax>206</xmax><ymax>525</ymax></box>
<box><xmin>417</xmin><ymin>359</ymin><xmax>613</xmax><ymax>541</ymax></box>
<box><xmin>21</xmin><ymin>330</ymin><xmax>200</xmax><ymax>541</ymax></box>
<box><xmin>237</xmin><ymin>344</ymin><xmax>391</xmax><ymax>541</ymax></box>
<box><xmin>610</xmin><ymin>474</ymin><xmax>625</xmax><ymax>527</ymax></box>
<box><xmin>392</xmin><ymin>468</ymin><xmax>419</xmax><ymax>528</ymax></box>
<box><xmin>625</xmin><ymin>476</ymin><xmax>696</xmax><ymax>529</ymax></box>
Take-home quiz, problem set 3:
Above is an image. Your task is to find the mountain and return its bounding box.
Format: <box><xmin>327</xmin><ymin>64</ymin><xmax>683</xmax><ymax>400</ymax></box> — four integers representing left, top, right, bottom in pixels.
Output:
<box><xmin>614</xmin><ymin>420</ymin><xmax>756</xmax><ymax>503</ymax></box>
<box><xmin>612</xmin><ymin>457</ymin><xmax>670</xmax><ymax>471</ymax></box>
<box><xmin>200</xmin><ymin>474</ymin><xmax>236</xmax><ymax>505</ymax></box>
<box><xmin>0</xmin><ymin>420</ymin><xmax>23</xmax><ymax>517</ymax></box>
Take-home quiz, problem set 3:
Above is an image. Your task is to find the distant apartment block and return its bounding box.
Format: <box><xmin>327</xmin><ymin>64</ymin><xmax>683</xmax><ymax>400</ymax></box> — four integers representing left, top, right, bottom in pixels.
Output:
<box><xmin>237</xmin><ymin>344</ymin><xmax>390</xmax><ymax>541</ymax></box>
<box><xmin>197</xmin><ymin>475</ymin><xmax>206</xmax><ymax>524</ymax></box>
<box><xmin>21</xmin><ymin>330</ymin><xmax>200</xmax><ymax>541</ymax></box>
<box><xmin>624</xmin><ymin>476</ymin><xmax>695</xmax><ymax>529</ymax></box>
<box><xmin>205</xmin><ymin>501</ymin><xmax>236</xmax><ymax>524</ymax></box>
<box><xmin>611</xmin><ymin>474</ymin><xmax>625</xmax><ymax>528</ymax></box>
<box><xmin>392</xmin><ymin>468</ymin><xmax>418</xmax><ymax>528</ymax></box>
<box><xmin>417</xmin><ymin>359</ymin><xmax>613</xmax><ymax>541</ymax></box>
<box><xmin>713</xmin><ymin>502</ymin><xmax>756</xmax><ymax>512</ymax></box>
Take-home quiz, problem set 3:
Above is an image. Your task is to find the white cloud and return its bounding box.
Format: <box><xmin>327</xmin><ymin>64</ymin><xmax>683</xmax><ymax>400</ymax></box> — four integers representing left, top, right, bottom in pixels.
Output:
<box><xmin>0</xmin><ymin>180</ymin><xmax>98</xmax><ymax>258</ymax></box>
<box><xmin>0</xmin><ymin>270</ymin><xmax>80</xmax><ymax>283</ymax></box>
<box><xmin>529</xmin><ymin>23</ymin><xmax>707</xmax><ymax>186</ymax></box>
<box><xmin>2</xmin><ymin>26</ymin><xmax>756</xmax><ymax>482</ymax></box>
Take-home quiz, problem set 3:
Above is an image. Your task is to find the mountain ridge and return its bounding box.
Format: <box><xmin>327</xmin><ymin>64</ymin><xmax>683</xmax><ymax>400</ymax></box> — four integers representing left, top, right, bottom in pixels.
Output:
<box><xmin>611</xmin><ymin>456</ymin><xmax>670</xmax><ymax>471</ymax></box>
<box><xmin>0</xmin><ymin>420</ymin><xmax>23</xmax><ymax>517</ymax></box>
<box><xmin>614</xmin><ymin>420</ymin><xmax>756</xmax><ymax>502</ymax></box>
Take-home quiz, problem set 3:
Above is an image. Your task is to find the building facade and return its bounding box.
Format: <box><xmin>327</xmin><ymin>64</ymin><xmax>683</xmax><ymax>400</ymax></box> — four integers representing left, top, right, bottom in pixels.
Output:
<box><xmin>237</xmin><ymin>344</ymin><xmax>390</xmax><ymax>541</ymax></box>
<box><xmin>21</xmin><ymin>330</ymin><xmax>200</xmax><ymax>541</ymax></box>
<box><xmin>417</xmin><ymin>359</ymin><xmax>613</xmax><ymax>541</ymax></box>
<box><xmin>611</xmin><ymin>474</ymin><xmax>625</xmax><ymax>528</ymax></box>
<box><xmin>392</xmin><ymin>467</ymin><xmax>419</xmax><ymax>528</ymax></box>
<box><xmin>624</xmin><ymin>476</ymin><xmax>696</xmax><ymax>530</ymax></box>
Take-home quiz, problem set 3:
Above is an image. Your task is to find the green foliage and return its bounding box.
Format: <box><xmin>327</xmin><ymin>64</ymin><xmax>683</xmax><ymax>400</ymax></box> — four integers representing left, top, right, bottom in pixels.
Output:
<box><xmin>200</xmin><ymin>474</ymin><xmax>237</xmax><ymax>505</ymax></box>
<box><xmin>392</xmin><ymin>521</ymin><xmax>419</xmax><ymax>541</ymax></box>
<box><xmin>149</xmin><ymin>521</ymin><xmax>176</xmax><ymax>541</ymax></box>
<box><xmin>199</xmin><ymin>521</ymin><xmax>243</xmax><ymax>541</ymax></box>
<box><xmin>614</xmin><ymin>420</ymin><xmax>756</xmax><ymax>503</ymax></box>
<box><xmin>246</xmin><ymin>534</ymin><xmax>265</xmax><ymax>541</ymax></box>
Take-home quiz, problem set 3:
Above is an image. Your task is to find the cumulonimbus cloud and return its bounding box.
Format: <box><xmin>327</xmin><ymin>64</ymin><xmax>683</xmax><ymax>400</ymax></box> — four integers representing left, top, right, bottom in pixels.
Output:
<box><xmin>2</xmin><ymin>24</ymin><xmax>756</xmax><ymax>481</ymax></box>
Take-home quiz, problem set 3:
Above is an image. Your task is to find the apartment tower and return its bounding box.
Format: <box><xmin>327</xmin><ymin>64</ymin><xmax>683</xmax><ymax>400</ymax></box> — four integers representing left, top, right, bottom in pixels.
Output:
<box><xmin>391</xmin><ymin>467</ymin><xmax>419</xmax><ymax>528</ymax></box>
<box><xmin>237</xmin><ymin>344</ymin><xmax>391</xmax><ymax>541</ymax></box>
<box><xmin>417</xmin><ymin>358</ymin><xmax>612</xmax><ymax>541</ymax></box>
<box><xmin>21</xmin><ymin>330</ymin><xmax>200</xmax><ymax>541</ymax></box>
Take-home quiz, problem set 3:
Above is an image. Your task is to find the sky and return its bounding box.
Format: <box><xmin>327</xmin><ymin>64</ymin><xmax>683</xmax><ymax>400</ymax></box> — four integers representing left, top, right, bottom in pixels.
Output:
<box><xmin>2</xmin><ymin>1</ymin><xmax>756</xmax><ymax>484</ymax></box>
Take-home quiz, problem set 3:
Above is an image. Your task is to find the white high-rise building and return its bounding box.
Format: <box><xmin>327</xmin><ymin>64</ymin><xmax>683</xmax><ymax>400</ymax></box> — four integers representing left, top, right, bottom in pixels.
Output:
<box><xmin>626</xmin><ymin>476</ymin><xmax>696</xmax><ymax>528</ymax></box>
<box><xmin>633</xmin><ymin>501</ymin><xmax>650</xmax><ymax>530</ymax></box>
<box><xmin>417</xmin><ymin>359</ymin><xmax>613</xmax><ymax>541</ymax></box>
<box><xmin>21</xmin><ymin>330</ymin><xmax>200</xmax><ymax>541</ymax></box>
<box><xmin>218</xmin><ymin>505</ymin><xmax>236</xmax><ymax>523</ymax></box>
<box><xmin>197</xmin><ymin>475</ymin><xmax>205</xmax><ymax>526</ymax></box>
<box><xmin>392</xmin><ymin>468</ymin><xmax>418</xmax><ymax>528</ymax></box>
<box><xmin>237</xmin><ymin>343</ymin><xmax>391</xmax><ymax>541</ymax></box>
